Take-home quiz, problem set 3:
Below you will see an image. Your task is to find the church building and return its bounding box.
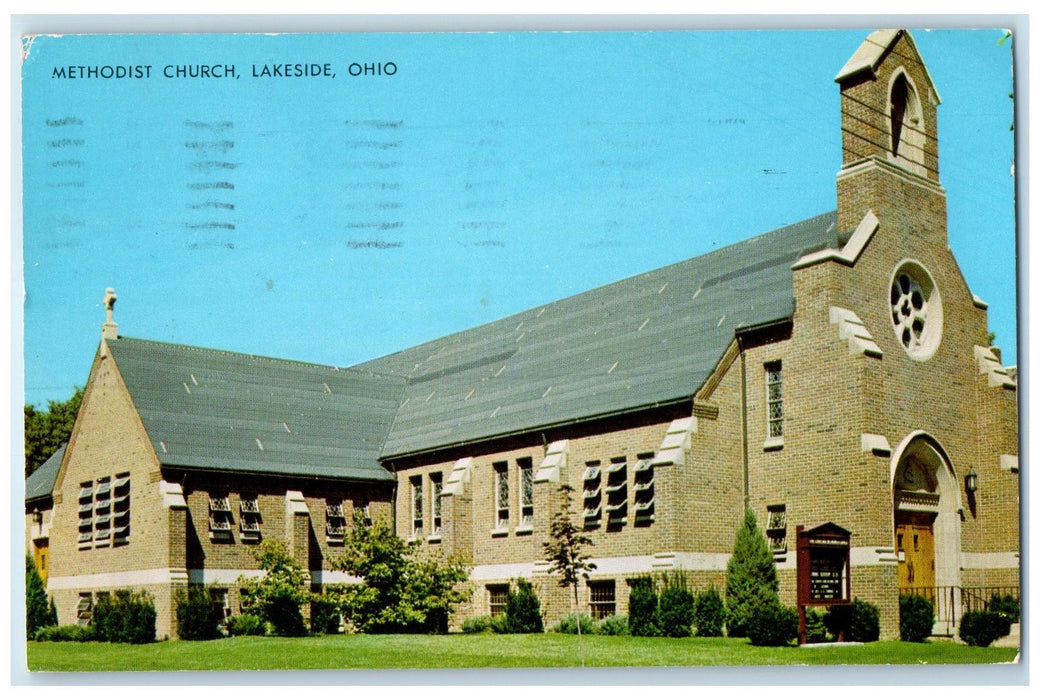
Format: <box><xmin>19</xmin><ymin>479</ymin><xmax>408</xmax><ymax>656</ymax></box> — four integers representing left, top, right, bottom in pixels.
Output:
<box><xmin>27</xmin><ymin>29</ymin><xmax>1019</xmax><ymax>641</ymax></box>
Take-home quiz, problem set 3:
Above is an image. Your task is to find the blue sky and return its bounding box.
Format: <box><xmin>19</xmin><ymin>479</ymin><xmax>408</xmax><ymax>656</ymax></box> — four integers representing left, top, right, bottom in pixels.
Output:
<box><xmin>19</xmin><ymin>28</ymin><xmax>1017</xmax><ymax>408</ymax></box>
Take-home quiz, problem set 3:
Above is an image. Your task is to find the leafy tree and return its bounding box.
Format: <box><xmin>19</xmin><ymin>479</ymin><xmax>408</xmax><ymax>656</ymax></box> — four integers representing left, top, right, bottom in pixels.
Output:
<box><xmin>505</xmin><ymin>578</ymin><xmax>544</xmax><ymax>633</ymax></box>
<box><xmin>725</xmin><ymin>509</ymin><xmax>779</xmax><ymax>638</ymax></box>
<box><xmin>238</xmin><ymin>540</ymin><xmax>309</xmax><ymax>636</ymax></box>
<box><xmin>26</xmin><ymin>554</ymin><xmax>56</xmax><ymax>639</ymax></box>
<box><xmin>331</xmin><ymin>512</ymin><xmax>470</xmax><ymax>633</ymax></box>
<box><xmin>542</xmin><ymin>484</ymin><xmax>596</xmax><ymax>665</ymax></box>
<box><xmin>24</xmin><ymin>387</ymin><xmax>83</xmax><ymax>477</ymax></box>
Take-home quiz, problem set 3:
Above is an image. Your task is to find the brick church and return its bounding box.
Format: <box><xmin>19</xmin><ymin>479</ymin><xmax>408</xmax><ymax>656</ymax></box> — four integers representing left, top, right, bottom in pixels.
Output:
<box><xmin>26</xmin><ymin>29</ymin><xmax>1019</xmax><ymax>641</ymax></box>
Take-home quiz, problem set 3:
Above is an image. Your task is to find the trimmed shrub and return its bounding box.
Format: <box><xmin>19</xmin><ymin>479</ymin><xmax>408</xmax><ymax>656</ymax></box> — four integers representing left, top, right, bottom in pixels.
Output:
<box><xmin>461</xmin><ymin>615</ymin><xmax>494</xmax><ymax>633</ymax></box>
<box><xmin>552</xmin><ymin>613</ymin><xmax>598</xmax><ymax>635</ymax></box>
<box><xmin>176</xmin><ymin>586</ymin><xmax>223</xmax><ymax>641</ymax></box>
<box><xmin>92</xmin><ymin>590</ymin><xmax>156</xmax><ymax>644</ymax></box>
<box><xmin>34</xmin><ymin>625</ymin><xmax>97</xmax><ymax>642</ymax></box>
<box><xmin>693</xmin><ymin>585</ymin><xmax>726</xmax><ymax>637</ymax></box>
<box><xmin>899</xmin><ymin>594</ymin><xmax>935</xmax><ymax>643</ymax></box>
<box><xmin>657</xmin><ymin>572</ymin><xmax>695</xmax><ymax>638</ymax></box>
<box><xmin>959</xmin><ymin>611</ymin><xmax>1012</xmax><ymax>647</ymax></box>
<box><xmin>628</xmin><ymin>577</ymin><xmax>660</xmax><ymax>637</ymax></box>
<box><xmin>988</xmin><ymin>594</ymin><xmax>1020</xmax><ymax>623</ymax></box>
<box><xmin>597</xmin><ymin>614</ymin><xmax>629</xmax><ymax>636</ymax></box>
<box><xmin>847</xmin><ymin>598</ymin><xmax>880</xmax><ymax>642</ymax></box>
<box><xmin>505</xmin><ymin>579</ymin><xmax>544</xmax><ymax>633</ymax></box>
<box><xmin>227</xmin><ymin>613</ymin><xmax>266</xmax><ymax>637</ymax></box>
<box><xmin>746</xmin><ymin>602</ymin><xmax>799</xmax><ymax>647</ymax></box>
<box><xmin>310</xmin><ymin>597</ymin><xmax>341</xmax><ymax>634</ymax></box>
<box><xmin>805</xmin><ymin>607</ymin><xmax>829</xmax><ymax>644</ymax></box>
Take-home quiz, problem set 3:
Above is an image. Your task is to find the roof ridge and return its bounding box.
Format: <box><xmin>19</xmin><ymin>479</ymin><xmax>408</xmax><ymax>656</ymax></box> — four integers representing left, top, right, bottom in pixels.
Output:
<box><xmin>111</xmin><ymin>336</ymin><xmax>403</xmax><ymax>382</ymax></box>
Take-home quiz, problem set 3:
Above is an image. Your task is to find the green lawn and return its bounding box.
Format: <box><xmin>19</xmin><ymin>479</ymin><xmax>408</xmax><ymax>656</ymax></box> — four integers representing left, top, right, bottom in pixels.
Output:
<box><xmin>26</xmin><ymin>633</ymin><xmax>1018</xmax><ymax>672</ymax></box>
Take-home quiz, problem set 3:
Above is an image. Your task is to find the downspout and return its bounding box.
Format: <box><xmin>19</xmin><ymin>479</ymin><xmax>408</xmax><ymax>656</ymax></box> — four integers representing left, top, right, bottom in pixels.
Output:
<box><xmin>738</xmin><ymin>334</ymin><xmax>750</xmax><ymax>512</ymax></box>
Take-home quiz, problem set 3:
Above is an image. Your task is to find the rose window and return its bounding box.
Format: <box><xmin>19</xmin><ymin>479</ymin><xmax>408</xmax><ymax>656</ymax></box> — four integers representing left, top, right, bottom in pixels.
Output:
<box><xmin>889</xmin><ymin>261</ymin><xmax>942</xmax><ymax>360</ymax></box>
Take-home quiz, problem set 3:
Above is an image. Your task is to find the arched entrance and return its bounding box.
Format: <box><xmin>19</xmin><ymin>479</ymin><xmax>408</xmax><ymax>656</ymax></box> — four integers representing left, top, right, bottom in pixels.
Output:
<box><xmin>891</xmin><ymin>432</ymin><xmax>963</xmax><ymax>634</ymax></box>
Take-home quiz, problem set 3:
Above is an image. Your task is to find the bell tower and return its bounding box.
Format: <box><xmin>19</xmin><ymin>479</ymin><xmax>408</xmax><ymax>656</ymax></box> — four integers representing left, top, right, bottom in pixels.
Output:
<box><xmin>834</xmin><ymin>30</ymin><xmax>947</xmax><ymax>240</ymax></box>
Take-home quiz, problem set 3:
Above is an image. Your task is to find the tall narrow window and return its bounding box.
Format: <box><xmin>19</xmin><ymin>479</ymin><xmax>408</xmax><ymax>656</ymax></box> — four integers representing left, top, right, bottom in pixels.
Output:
<box><xmin>494</xmin><ymin>462</ymin><xmax>509</xmax><ymax>529</ymax></box>
<box><xmin>209</xmin><ymin>494</ymin><xmax>233</xmax><ymax>539</ymax></box>
<box><xmin>240</xmin><ymin>495</ymin><xmax>262</xmax><ymax>541</ymax></box>
<box><xmin>766</xmin><ymin>504</ymin><xmax>787</xmax><ymax>555</ymax></box>
<box><xmin>431</xmin><ymin>472</ymin><xmax>443</xmax><ymax>534</ymax></box>
<box><xmin>765</xmin><ymin>361</ymin><xmax>784</xmax><ymax>440</ymax></box>
<box><xmin>326</xmin><ymin>499</ymin><xmax>346</xmax><ymax>544</ymax></box>
<box><xmin>410</xmin><ymin>476</ymin><xmax>423</xmax><ymax>538</ymax></box>
<box><xmin>519</xmin><ymin>457</ymin><xmax>534</xmax><ymax>526</ymax></box>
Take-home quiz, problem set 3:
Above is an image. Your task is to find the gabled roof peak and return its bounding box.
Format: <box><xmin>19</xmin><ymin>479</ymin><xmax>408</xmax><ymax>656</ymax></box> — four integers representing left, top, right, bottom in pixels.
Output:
<box><xmin>835</xmin><ymin>29</ymin><xmax>941</xmax><ymax>104</ymax></box>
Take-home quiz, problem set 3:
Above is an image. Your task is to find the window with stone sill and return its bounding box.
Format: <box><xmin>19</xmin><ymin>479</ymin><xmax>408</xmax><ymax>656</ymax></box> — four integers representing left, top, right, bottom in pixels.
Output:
<box><xmin>431</xmin><ymin>472</ymin><xmax>443</xmax><ymax>535</ymax></box>
<box><xmin>766</xmin><ymin>504</ymin><xmax>787</xmax><ymax>555</ymax></box>
<box><xmin>589</xmin><ymin>580</ymin><xmax>617</xmax><ymax>620</ymax></box>
<box><xmin>327</xmin><ymin>499</ymin><xmax>347</xmax><ymax>543</ymax></box>
<box><xmin>519</xmin><ymin>457</ymin><xmax>534</xmax><ymax>528</ymax></box>
<box><xmin>765</xmin><ymin>361</ymin><xmax>784</xmax><ymax>445</ymax></box>
<box><xmin>410</xmin><ymin>476</ymin><xmax>423</xmax><ymax>539</ymax></box>
<box><xmin>494</xmin><ymin>462</ymin><xmax>509</xmax><ymax>530</ymax></box>
<box><xmin>488</xmin><ymin>584</ymin><xmax>508</xmax><ymax>617</ymax></box>
<box><xmin>209</xmin><ymin>495</ymin><xmax>233</xmax><ymax>538</ymax></box>
<box><xmin>240</xmin><ymin>495</ymin><xmax>262</xmax><ymax>540</ymax></box>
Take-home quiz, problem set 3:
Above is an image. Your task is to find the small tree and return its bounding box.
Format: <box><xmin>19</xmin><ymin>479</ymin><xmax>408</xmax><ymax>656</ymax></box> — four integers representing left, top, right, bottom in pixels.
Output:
<box><xmin>543</xmin><ymin>484</ymin><xmax>597</xmax><ymax>665</ymax></box>
<box><xmin>332</xmin><ymin>511</ymin><xmax>469</xmax><ymax>633</ymax></box>
<box><xmin>725</xmin><ymin>508</ymin><xmax>780</xmax><ymax>637</ymax></box>
<box><xmin>506</xmin><ymin>578</ymin><xmax>544</xmax><ymax>633</ymax></box>
<box><xmin>238</xmin><ymin>540</ymin><xmax>309</xmax><ymax>637</ymax></box>
<box><xmin>26</xmin><ymin>554</ymin><xmax>56</xmax><ymax>639</ymax></box>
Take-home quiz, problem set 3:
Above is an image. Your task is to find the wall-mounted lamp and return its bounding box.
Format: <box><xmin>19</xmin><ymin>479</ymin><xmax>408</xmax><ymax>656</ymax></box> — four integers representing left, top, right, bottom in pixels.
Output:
<box><xmin>965</xmin><ymin>467</ymin><xmax>979</xmax><ymax>495</ymax></box>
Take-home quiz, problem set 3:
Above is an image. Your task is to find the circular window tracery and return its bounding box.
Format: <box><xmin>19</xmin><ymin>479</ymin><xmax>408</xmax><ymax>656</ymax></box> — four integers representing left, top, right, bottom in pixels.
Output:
<box><xmin>889</xmin><ymin>261</ymin><xmax>942</xmax><ymax>360</ymax></box>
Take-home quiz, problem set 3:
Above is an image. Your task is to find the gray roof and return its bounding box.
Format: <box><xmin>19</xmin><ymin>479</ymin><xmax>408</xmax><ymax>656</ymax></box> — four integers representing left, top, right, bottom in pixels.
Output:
<box><xmin>106</xmin><ymin>338</ymin><xmax>403</xmax><ymax>481</ymax></box>
<box><xmin>25</xmin><ymin>443</ymin><xmax>65</xmax><ymax>503</ymax></box>
<box><xmin>358</xmin><ymin>211</ymin><xmax>841</xmax><ymax>457</ymax></box>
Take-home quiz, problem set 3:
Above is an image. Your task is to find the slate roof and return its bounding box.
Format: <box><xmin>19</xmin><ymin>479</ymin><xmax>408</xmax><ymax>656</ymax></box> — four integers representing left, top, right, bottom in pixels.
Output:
<box><xmin>25</xmin><ymin>443</ymin><xmax>64</xmax><ymax>504</ymax></box>
<box><xmin>357</xmin><ymin>211</ymin><xmax>841</xmax><ymax>458</ymax></box>
<box><xmin>106</xmin><ymin>338</ymin><xmax>404</xmax><ymax>481</ymax></box>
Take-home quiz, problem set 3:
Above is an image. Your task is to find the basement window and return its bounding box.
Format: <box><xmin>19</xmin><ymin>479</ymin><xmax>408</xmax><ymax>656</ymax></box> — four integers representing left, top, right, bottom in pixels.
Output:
<box><xmin>487</xmin><ymin>584</ymin><xmax>508</xmax><ymax>617</ymax></box>
<box><xmin>766</xmin><ymin>504</ymin><xmax>788</xmax><ymax>556</ymax></box>
<box><xmin>589</xmin><ymin>580</ymin><xmax>616</xmax><ymax>620</ymax></box>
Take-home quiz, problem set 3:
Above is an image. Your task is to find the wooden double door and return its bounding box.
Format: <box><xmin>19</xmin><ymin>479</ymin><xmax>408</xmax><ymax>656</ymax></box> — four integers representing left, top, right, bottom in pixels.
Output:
<box><xmin>896</xmin><ymin>512</ymin><xmax>935</xmax><ymax>589</ymax></box>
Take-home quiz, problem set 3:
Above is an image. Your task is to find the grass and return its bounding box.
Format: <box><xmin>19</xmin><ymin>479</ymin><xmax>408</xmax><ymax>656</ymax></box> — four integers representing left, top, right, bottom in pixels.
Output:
<box><xmin>26</xmin><ymin>633</ymin><xmax>1018</xmax><ymax>672</ymax></box>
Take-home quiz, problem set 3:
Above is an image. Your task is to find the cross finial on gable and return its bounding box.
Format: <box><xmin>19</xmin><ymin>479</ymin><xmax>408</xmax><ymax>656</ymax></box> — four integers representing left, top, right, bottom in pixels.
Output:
<box><xmin>101</xmin><ymin>287</ymin><xmax>118</xmax><ymax>340</ymax></box>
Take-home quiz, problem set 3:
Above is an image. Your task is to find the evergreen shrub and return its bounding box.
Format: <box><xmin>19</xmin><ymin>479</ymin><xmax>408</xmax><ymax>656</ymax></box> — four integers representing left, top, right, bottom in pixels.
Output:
<box><xmin>899</xmin><ymin>594</ymin><xmax>935</xmax><ymax>643</ymax></box>
<box><xmin>176</xmin><ymin>586</ymin><xmax>223</xmax><ymax>641</ymax></box>
<box><xmin>552</xmin><ymin>613</ymin><xmax>598</xmax><ymax>635</ymax></box>
<box><xmin>988</xmin><ymin>594</ymin><xmax>1020</xmax><ymax>623</ymax></box>
<box><xmin>692</xmin><ymin>585</ymin><xmax>726</xmax><ymax>637</ymax></box>
<box><xmin>460</xmin><ymin>615</ymin><xmax>493</xmax><ymax>633</ymax></box>
<box><xmin>656</xmin><ymin>571</ymin><xmax>695</xmax><ymax>638</ymax></box>
<box><xmin>725</xmin><ymin>510</ymin><xmax>780</xmax><ymax>637</ymax></box>
<box><xmin>804</xmin><ymin>607</ymin><xmax>829</xmax><ymax>643</ymax></box>
<box><xmin>746</xmin><ymin>602</ymin><xmax>799</xmax><ymax>647</ymax></box>
<box><xmin>26</xmin><ymin>555</ymin><xmax>57</xmax><ymax>640</ymax></box>
<box><xmin>489</xmin><ymin>614</ymin><xmax>511</xmax><ymax>634</ymax></box>
<box><xmin>92</xmin><ymin>590</ymin><xmax>156</xmax><ymax>644</ymax></box>
<box><xmin>505</xmin><ymin>579</ymin><xmax>544</xmax><ymax>633</ymax></box>
<box><xmin>959</xmin><ymin>611</ymin><xmax>1012</xmax><ymax>647</ymax></box>
<box><xmin>33</xmin><ymin>625</ymin><xmax>96</xmax><ymax>642</ymax></box>
<box><xmin>227</xmin><ymin>614</ymin><xmax>266</xmax><ymax>636</ymax></box>
<box><xmin>847</xmin><ymin>598</ymin><xmax>881</xmax><ymax>642</ymax></box>
<box><xmin>597</xmin><ymin>614</ymin><xmax>629</xmax><ymax>636</ymax></box>
<box><xmin>628</xmin><ymin>577</ymin><xmax>659</xmax><ymax>637</ymax></box>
